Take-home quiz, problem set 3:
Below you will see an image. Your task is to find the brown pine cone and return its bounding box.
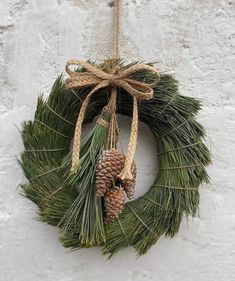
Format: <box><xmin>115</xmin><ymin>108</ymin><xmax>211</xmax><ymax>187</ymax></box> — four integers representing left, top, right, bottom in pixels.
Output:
<box><xmin>95</xmin><ymin>149</ymin><xmax>136</xmax><ymax>199</ymax></box>
<box><xmin>104</xmin><ymin>187</ymin><xmax>125</xmax><ymax>224</ymax></box>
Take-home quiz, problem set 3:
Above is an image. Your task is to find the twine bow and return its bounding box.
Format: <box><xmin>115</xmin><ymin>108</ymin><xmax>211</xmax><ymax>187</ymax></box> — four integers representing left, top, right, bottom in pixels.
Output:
<box><xmin>65</xmin><ymin>59</ymin><xmax>160</xmax><ymax>179</ymax></box>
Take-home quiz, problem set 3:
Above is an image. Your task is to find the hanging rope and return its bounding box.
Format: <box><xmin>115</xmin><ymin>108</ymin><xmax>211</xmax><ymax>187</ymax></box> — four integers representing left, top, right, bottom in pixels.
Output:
<box><xmin>113</xmin><ymin>0</ymin><xmax>121</xmax><ymax>59</ymax></box>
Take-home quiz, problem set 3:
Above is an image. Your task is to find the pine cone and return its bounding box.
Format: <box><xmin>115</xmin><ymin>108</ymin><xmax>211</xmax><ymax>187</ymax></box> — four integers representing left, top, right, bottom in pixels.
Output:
<box><xmin>95</xmin><ymin>149</ymin><xmax>136</xmax><ymax>199</ymax></box>
<box><xmin>104</xmin><ymin>188</ymin><xmax>125</xmax><ymax>224</ymax></box>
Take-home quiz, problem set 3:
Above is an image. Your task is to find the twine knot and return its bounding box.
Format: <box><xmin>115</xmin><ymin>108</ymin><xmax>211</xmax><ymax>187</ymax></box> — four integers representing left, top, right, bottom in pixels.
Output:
<box><xmin>65</xmin><ymin>59</ymin><xmax>160</xmax><ymax>179</ymax></box>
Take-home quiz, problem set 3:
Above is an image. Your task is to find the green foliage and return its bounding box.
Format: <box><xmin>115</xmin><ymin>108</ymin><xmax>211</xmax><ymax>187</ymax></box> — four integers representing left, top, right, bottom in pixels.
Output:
<box><xmin>59</xmin><ymin>110</ymin><xmax>111</xmax><ymax>246</ymax></box>
<box><xmin>20</xmin><ymin>65</ymin><xmax>211</xmax><ymax>257</ymax></box>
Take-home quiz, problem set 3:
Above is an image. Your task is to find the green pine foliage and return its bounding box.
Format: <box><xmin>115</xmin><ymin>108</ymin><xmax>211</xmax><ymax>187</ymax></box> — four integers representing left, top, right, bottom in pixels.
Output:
<box><xmin>20</xmin><ymin>66</ymin><xmax>211</xmax><ymax>257</ymax></box>
<box><xmin>58</xmin><ymin>110</ymin><xmax>112</xmax><ymax>246</ymax></box>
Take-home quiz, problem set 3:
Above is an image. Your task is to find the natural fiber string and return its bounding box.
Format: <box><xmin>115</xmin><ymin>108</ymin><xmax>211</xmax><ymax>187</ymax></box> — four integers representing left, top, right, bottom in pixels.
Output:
<box><xmin>65</xmin><ymin>0</ymin><xmax>160</xmax><ymax>177</ymax></box>
<box><xmin>118</xmin><ymin>96</ymin><xmax>138</xmax><ymax>179</ymax></box>
<box><xmin>113</xmin><ymin>0</ymin><xmax>137</xmax><ymax>179</ymax></box>
<box><xmin>106</xmin><ymin>88</ymin><xmax>118</xmax><ymax>149</ymax></box>
<box><xmin>107</xmin><ymin>0</ymin><xmax>120</xmax><ymax>150</ymax></box>
<box><xmin>113</xmin><ymin>0</ymin><xmax>121</xmax><ymax>59</ymax></box>
<box><xmin>96</xmin><ymin>117</ymin><xmax>109</xmax><ymax>128</ymax></box>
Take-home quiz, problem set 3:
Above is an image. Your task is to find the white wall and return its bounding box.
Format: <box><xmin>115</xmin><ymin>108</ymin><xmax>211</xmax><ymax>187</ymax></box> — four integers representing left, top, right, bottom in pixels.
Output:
<box><xmin>0</xmin><ymin>1</ymin><xmax>235</xmax><ymax>280</ymax></box>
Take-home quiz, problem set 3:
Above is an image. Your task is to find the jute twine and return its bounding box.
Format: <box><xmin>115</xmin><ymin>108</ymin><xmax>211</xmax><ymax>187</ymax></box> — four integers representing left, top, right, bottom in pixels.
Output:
<box><xmin>65</xmin><ymin>0</ymin><xmax>160</xmax><ymax>180</ymax></box>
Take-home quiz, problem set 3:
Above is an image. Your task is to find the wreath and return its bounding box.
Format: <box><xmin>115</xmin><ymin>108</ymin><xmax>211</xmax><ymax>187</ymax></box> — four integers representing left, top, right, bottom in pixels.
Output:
<box><xmin>19</xmin><ymin>1</ymin><xmax>211</xmax><ymax>258</ymax></box>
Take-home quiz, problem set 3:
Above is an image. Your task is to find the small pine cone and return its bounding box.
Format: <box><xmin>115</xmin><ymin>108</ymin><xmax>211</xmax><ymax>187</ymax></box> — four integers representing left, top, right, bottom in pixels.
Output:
<box><xmin>95</xmin><ymin>149</ymin><xmax>136</xmax><ymax>199</ymax></box>
<box><xmin>104</xmin><ymin>188</ymin><xmax>125</xmax><ymax>224</ymax></box>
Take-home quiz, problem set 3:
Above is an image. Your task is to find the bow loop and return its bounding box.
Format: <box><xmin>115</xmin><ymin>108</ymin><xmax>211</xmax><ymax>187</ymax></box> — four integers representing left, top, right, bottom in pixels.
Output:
<box><xmin>117</xmin><ymin>79</ymin><xmax>154</xmax><ymax>100</ymax></box>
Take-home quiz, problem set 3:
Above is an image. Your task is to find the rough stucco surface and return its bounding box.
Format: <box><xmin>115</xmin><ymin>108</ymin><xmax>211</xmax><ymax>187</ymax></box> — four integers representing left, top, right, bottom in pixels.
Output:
<box><xmin>0</xmin><ymin>0</ymin><xmax>235</xmax><ymax>280</ymax></box>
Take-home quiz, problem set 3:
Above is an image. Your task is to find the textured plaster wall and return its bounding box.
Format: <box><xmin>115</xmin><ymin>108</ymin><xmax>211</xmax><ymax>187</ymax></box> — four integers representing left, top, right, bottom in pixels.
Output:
<box><xmin>0</xmin><ymin>0</ymin><xmax>235</xmax><ymax>280</ymax></box>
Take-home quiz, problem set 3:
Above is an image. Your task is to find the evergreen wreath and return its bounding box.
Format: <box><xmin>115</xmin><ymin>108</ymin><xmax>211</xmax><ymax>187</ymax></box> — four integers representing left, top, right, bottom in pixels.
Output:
<box><xmin>19</xmin><ymin>0</ymin><xmax>211</xmax><ymax>257</ymax></box>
